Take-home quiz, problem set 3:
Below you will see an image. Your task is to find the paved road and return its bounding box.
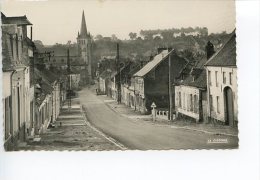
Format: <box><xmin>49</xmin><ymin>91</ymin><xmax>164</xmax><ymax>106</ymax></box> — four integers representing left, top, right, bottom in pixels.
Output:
<box><xmin>79</xmin><ymin>87</ymin><xmax>239</xmax><ymax>150</ymax></box>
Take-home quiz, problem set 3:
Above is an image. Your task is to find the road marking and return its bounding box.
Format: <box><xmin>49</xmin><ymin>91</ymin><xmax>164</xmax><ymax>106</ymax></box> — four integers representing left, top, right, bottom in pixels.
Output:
<box><xmin>81</xmin><ymin>106</ymin><xmax>128</xmax><ymax>150</ymax></box>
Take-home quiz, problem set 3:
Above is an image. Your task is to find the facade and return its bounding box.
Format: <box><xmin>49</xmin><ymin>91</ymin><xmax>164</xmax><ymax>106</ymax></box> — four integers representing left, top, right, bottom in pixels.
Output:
<box><xmin>98</xmin><ymin>69</ymin><xmax>112</xmax><ymax>94</ymax></box>
<box><xmin>133</xmin><ymin>48</ymin><xmax>188</xmax><ymax>114</ymax></box>
<box><xmin>204</xmin><ymin>31</ymin><xmax>237</xmax><ymax>126</ymax></box>
<box><xmin>34</xmin><ymin>68</ymin><xmax>61</xmax><ymax>133</ymax></box>
<box><xmin>175</xmin><ymin>57</ymin><xmax>208</xmax><ymax>122</ymax></box>
<box><xmin>1</xmin><ymin>13</ymin><xmax>35</xmax><ymax>150</ymax></box>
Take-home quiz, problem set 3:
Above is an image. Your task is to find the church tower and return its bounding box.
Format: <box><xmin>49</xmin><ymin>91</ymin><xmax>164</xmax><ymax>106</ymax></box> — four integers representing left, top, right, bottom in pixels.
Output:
<box><xmin>77</xmin><ymin>10</ymin><xmax>92</xmax><ymax>83</ymax></box>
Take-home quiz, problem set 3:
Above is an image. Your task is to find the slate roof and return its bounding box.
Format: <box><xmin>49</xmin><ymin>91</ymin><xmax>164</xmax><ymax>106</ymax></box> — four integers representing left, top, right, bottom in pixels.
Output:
<box><xmin>34</xmin><ymin>69</ymin><xmax>54</xmax><ymax>106</ymax></box>
<box><xmin>79</xmin><ymin>11</ymin><xmax>88</xmax><ymax>38</ymax></box>
<box><xmin>1</xmin><ymin>12</ymin><xmax>32</xmax><ymax>26</ymax></box>
<box><xmin>204</xmin><ymin>30</ymin><xmax>236</xmax><ymax>67</ymax></box>
<box><xmin>100</xmin><ymin>69</ymin><xmax>112</xmax><ymax>79</ymax></box>
<box><xmin>34</xmin><ymin>68</ymin><xmax>59</xmax><ymax>85</ymax></box>
<box><xmin>175</xmin><ymin>57</ymin><xmax>208</xmax><ymax>89</ymax></box>
<box><xmin>134</xmin><ymin>50</ymin><xmax>170</xmax><ymax>77</ymax></box>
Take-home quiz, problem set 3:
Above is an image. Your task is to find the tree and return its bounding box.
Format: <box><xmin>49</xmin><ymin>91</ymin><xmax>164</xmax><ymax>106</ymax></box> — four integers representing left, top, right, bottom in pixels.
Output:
<box><xmin>111</xmin><ymin>34</ymin><xmax>118</xmax><ymax>41</ymax></box>
<box><xmin>129</xmin><ymin>32</ymin><xmax>137</xmax><ymax>40</ymax></box>
<box><xmin>95</xmin><ymin>34</ymin><xmax>103</xmax><ymax>41</ymax></box>
<box><xmin>153</xmin><ymin>36</ymin><xmax>162</xmax><ymax>41</ymax></box>
<box><xmin>161</xmin><ymin>31</ymin><xmax>173</xmax><ymax>40</ymax></box>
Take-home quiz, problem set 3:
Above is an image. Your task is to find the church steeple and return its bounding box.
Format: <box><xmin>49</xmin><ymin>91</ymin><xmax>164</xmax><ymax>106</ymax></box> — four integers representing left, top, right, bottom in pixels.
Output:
<box><xmin>80</xmin><ymin>10</ymin><xmax>88</xmax><ymax>37</ymax></box>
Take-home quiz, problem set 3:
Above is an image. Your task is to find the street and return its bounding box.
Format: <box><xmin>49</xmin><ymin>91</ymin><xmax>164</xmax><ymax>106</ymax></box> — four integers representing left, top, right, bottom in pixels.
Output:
<box><xmin>79</xmin><ymin>87</ymin><xmax>239</xmax><ymax>150</ymax></box>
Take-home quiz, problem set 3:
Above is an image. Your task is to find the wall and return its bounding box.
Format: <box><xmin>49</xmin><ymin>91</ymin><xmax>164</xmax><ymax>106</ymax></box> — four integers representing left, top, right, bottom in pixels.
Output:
<box><xmin>175</xmin><ymin>85</ymin><xmax>200</xmax><ymax>121</ymax></box>
<box><xmin>206</xmin><ymin>66</ymin><xmax>238</xmax><ymax>123</ymax></box>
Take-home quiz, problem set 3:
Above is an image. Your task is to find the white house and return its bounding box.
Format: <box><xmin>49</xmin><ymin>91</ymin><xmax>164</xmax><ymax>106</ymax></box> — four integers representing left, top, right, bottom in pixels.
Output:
<box><xmin>175</xmin><ymin>58</ymin><xmax>208</xmax><ymax>122</ymax></box>
<box><xmin>204</xmin><ymin>31</ymin><xmax>237</xmax><ymax>126</ymax></box>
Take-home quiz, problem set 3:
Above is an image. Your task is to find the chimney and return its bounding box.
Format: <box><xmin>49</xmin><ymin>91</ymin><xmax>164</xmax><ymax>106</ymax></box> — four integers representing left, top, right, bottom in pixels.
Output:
<box><xmin>30</xmin><ymin>26</ymin><xmax>33</xmax><ymax>40</ymax></box>
<box><xmin>205</xmin><ymin>41</ymin><xmax>215</xmax><ymax>60</ymax></box>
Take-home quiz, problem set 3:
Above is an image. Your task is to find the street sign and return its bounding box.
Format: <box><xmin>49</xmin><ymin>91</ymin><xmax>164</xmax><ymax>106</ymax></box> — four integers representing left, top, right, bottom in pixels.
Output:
<box><xmin>151</xmin><ymin>102</ymin><xmax>156</xmax><ymax>108</ymax></box>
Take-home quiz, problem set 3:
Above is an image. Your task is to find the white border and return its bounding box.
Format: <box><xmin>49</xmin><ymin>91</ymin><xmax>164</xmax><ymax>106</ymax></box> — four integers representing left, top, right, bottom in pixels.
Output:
<box><xmin>0</xmin><ymin>1</ymin><xmax>259</xmax><ymax>180</ymax></box>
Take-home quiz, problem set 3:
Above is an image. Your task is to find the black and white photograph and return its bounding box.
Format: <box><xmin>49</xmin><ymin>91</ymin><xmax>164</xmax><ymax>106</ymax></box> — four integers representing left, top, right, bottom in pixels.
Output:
<box><xmin>1</xmin><ymin>0</ymin><xmax>240</xmax><ymax>151</ymax></box>
<box><xmin>1</xmin><ymin>1</ymin><xmax>260</xmax><ymax>180</ymax></box>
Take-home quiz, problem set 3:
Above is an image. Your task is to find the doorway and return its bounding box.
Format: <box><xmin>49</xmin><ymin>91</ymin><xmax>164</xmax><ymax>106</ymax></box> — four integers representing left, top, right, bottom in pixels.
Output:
<box><xmin>224</xmin><ymin>87</ymin><xmax>234</xmax><ymax>126</ymax></box>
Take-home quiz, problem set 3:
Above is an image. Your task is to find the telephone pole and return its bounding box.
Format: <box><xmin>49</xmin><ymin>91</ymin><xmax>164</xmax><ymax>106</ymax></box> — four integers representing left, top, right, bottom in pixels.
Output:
<box><xmin>168</xmin><ymin>49</ymin><xmax>173</xmax><ymax>121</ymax></box>
<box><xmin>116</xmin><ymin>43</ymin><xmax>121</xmax><ymax>104</ymax></box>
<box><xmin>67</xmin><ymin>48</ymin><xmax>71</xmax><ymax>111</ymax></box>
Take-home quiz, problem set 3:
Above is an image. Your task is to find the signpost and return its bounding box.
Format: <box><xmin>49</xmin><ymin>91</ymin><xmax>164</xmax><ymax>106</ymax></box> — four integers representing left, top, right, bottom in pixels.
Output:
<box><xmin>151</xmin><ymin>102</ymin><xmax>157</xmax><ymax>121</ymax></box>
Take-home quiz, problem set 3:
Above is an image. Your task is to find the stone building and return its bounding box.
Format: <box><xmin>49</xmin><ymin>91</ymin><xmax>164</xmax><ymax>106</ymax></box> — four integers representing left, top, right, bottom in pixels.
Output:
<box><xmin>204</xmin><ymin>30</ymin><xmax>237</xmax><ymax>126</ymax></box>
<box><xmin>77</xmin><ymin>10</ymin><xmax>93</xmax><ymax>84</ymax></box>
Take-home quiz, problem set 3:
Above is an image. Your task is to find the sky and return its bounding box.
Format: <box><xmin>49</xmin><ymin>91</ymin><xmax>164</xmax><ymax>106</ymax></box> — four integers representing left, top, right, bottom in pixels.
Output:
<box><xmin>1</xmin><ymin>0</ymin><xmax>236</xmax><ymax>45</ymax></box>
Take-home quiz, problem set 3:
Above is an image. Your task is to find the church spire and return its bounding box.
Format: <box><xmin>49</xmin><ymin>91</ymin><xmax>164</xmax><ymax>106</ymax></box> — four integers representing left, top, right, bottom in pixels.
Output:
<box><xmin>80</xmin><ymin>10</ymin><xmax>88</xmax><ymax>37</ymax></box>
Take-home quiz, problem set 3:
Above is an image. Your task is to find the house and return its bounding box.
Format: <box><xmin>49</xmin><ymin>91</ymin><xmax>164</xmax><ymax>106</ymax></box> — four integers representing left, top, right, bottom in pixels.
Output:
<box><xmin>98</xmin><ymin>69</ymin><xmax>112</xmax><ymax>94</ymax></box>
<box><xmin>34</xmin><ymin>75</ymin><xmax>53</xmax><ymax>134</ymax></box>
<box><xmin>204</xmin><ymin>30</ymin><xmax>237</xmax><ymax>126</ymax></box>
<box><xmin>35</xmin><ymin>68</ymin><xmax>61</xmax><ymax>122</ymax></box>
<box><xmin>2</xmin><ymin>13</ymin><xmax>35</xmax><ymax>150</ymax></box>
<box><xmin>174</xmin><ymin>57</ymin><xmax>208</xmax><ymax>123</ymax></box>
<box><xmin>133</xmin><ymin>48</ymin><xmax>188</xmax><ymax>114</ymax></box>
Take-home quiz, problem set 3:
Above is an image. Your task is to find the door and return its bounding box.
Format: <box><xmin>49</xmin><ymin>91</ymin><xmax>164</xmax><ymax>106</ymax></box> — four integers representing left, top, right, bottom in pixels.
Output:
<box><xmin>224</xmin><ymin>87</ymin><xmax>234</xmax><ymax>126</ymax></box>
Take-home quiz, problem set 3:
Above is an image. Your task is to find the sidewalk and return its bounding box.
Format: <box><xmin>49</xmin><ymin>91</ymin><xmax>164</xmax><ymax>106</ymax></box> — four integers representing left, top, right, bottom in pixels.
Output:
<box><xmin>16</xmin><ymin>98</ymin><xmax>120</xmax><ymax>151</ymax></box>
<box><xmin>101</xmin><ymin>96</ymin><xmax>238</xmax><ymax>137</ymax></box>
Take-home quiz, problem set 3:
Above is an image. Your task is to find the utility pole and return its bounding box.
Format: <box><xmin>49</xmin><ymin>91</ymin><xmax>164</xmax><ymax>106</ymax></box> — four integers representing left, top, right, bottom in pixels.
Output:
<box><xmin>67</xmin><ymin>48</ymin><xmax>71</xmax><ymax>111</ymax></box>
<box><xmin>116</xmin><ymin>43</ymin><xmax>121</xmax><ymax>104</ymax></box>
<box><xmin>168</xmin><ymin>49</ymin><xmax>173</xmax><ymax>121</ymax></box>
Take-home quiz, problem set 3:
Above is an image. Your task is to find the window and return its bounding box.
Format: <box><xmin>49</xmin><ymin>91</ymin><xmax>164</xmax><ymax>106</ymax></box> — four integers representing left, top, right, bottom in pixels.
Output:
<box><xmin>10</xmin><ymin>35</ymin><xmax>13</xmax><ymax>58</ymax></box>
<box><xmin>229</xmin><ymin>72</ymin><xmax>232</xmax><ymax>85</ymax></box>
<box><xmin>217</xmin><ymin>96</ymin><xmax>220</xmax><ymax>113</ymax></box>
<box><xmin>223</xmin><ymin>72</ymin><xmax>226</xmax><ymax>84</ymax></box>
<box><xmin>16</xmin><ymin>34</ymin><xmax>19</xmax><ymax>60</ymax></box>
<box><xmin>209</xmin><ymin>95</ymin><xmax>213</xmax><ymax>112</ymax></box>
<box><xmin>190</xmin><ymin>94</ymin><xmax>193</xmax><ymax>112</ymax></box>
<box><xmin>208</xmin><ymin>71</ymin><xmax>212</xmax><ymax>86</ymax></box>
<box><xmin>192</xmin><ymin>75</ymin><xmax>195</xmax><ymax>82</ymax></box>
<box><xmin>215</xmin><ymin>71</ymin><xmax>218</xmax><ymax>87</ymax></box>
<box><xmin>194</xmin><ymin>94</ymin><xmax>198</xmax><ymax>113</ymax></box>
<box><xmin>183</xmin><ymin>93</ymin><xmax>186</xmax><ymax>110</ymax></box>
<box><xmin>178</xmin><ymin>92</ymin><xmax>182</xmax><ymax>107</ymax></box>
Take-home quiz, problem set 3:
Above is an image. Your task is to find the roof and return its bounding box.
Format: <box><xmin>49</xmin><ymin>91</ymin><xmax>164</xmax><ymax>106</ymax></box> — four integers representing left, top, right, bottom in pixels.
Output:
<box><xmin>175</xmin><ymin>57</ymin><xmax>208</xmax><ymax>89</ymax></box>
<box><xmin>204</xmin><ymin>30</ymin><xmax>236</xmax><ymax>67</ymax></box>
<box><xmin>176</xmin><ymin>69</ymin><xmax>207</xmax><ymax>89</ymax></box>
<box><xmin>78</xmin><ymin>11</ymin><xmax>89</xmax><ymax>38</ymax></box>
<box><xmin>2</xmin><ymin>32</ymin><xmax>14</xmax><ymax>71</ymax></box>
<box><xmin>24</xmin><ymin>37</ymin><xmax>36</xmax><ymax>48</ymax></box>
<box><xmin>134</xmin><ymin>50</ymin><xmax>170</xmax><ymax>77</ymax></box>
<box><xmin>34</xmin><ymin>69</ymin><xmax>54</xmax><ymax>106</ymax></box>
<box><xmin>100</xmin><ymin>69</ymin><xmax>112</xmax><ymax>79</ymax></box>
<box><xmin>34</xmin><ymin>68</ymin><xmax>59</xmax><ymax>85</ymax></box>
<box><xmin>1</xmin><ymin>12</ymin><xmax>32</xmax><ymax>26</ymax></box>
